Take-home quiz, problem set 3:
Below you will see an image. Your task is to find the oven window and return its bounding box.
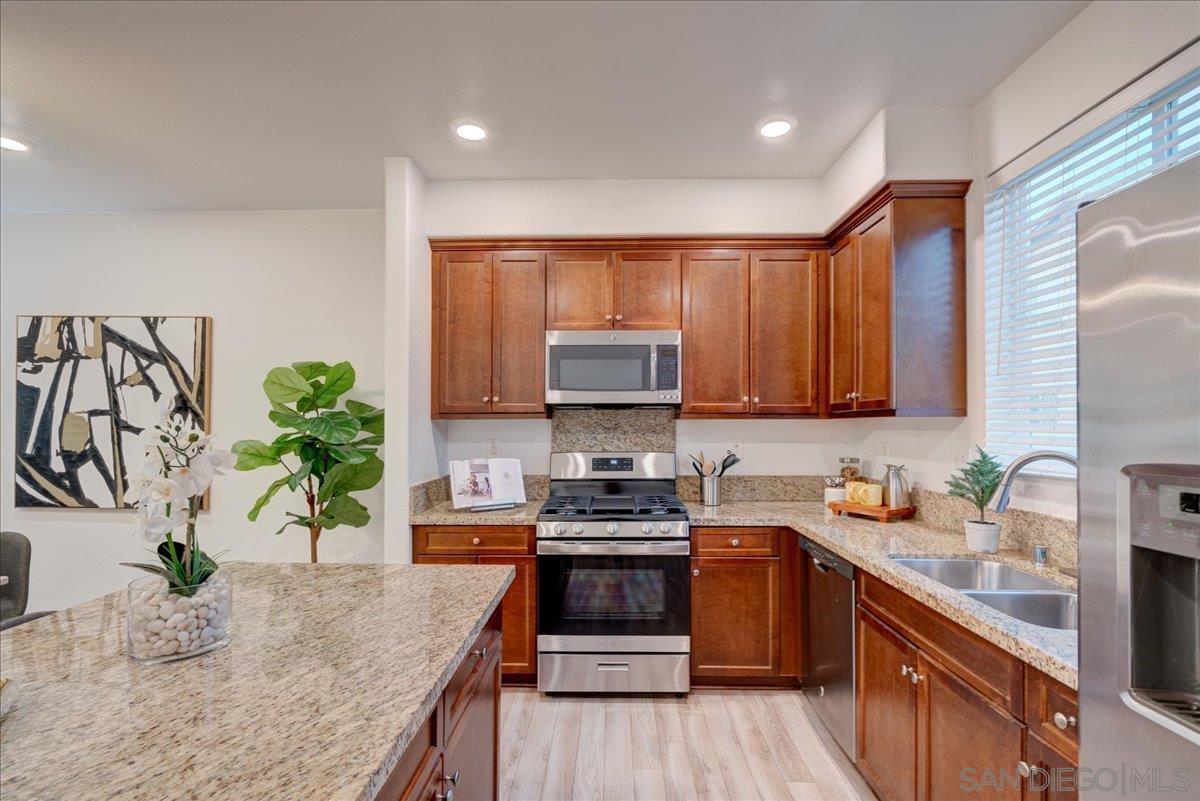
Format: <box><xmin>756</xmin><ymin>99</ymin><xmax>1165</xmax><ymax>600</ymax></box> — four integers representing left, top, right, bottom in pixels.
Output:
<box><xmin>562</xmin><ymin>568</ymin><xmax>666</xmax><ymax>620</ymax></box>
<box><xmin>549</xmin><ymin>345</ymin><xmax>651</xmax><ymax>391</ymax></box>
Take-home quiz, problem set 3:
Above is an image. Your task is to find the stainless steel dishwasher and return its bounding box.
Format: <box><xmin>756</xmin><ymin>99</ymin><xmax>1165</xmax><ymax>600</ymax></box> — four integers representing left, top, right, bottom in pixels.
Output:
<box><xmin>801</xmin><ymin>537</ymin><xmax>856</xmax><ymax>762</ymax></box>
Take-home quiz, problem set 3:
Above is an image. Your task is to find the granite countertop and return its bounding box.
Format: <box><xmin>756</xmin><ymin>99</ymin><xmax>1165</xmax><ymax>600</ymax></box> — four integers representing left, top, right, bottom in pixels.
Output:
<box><xmin>411</xmin><ymin>499</ymin><xmax>542</xmax><ymax>526</ymax></box>
<box><xmin>688</xmin><ymin>501</ymin><xmax>1078</xmax><ymax>688</ymax></box>
<box><xmin>0</xmin><ymin>561</ymin><xmax>514</xmax><ymax>801</ymax></box>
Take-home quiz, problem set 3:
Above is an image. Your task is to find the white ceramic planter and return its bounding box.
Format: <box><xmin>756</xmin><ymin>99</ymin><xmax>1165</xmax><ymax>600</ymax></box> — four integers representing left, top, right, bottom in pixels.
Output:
<box><xmin>964</xmin><ymin>520</ymin><xmax>1002</xmax><ymax>553</ymax></box>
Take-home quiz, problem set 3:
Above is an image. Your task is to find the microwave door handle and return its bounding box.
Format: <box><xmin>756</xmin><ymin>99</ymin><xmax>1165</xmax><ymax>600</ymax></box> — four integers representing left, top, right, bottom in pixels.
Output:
<box><xmin>650</xmin><ymin>347</ymin><xmax>657</xmax><ymax>392</ymax></box>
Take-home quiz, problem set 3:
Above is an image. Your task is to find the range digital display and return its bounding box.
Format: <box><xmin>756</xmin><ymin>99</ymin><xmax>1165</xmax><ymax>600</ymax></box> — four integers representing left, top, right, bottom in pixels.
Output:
<box><xmin>592</xmin><ymin>457</ymin><xmax>634</xmax><ymax>472</ymax></box>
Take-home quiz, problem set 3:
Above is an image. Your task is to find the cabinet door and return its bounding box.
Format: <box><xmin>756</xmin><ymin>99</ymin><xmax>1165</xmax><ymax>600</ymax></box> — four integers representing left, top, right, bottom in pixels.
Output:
<box><xmin>441</xmin><ymin>645</ymin><xmax>501</xmax><ymax>801</ymax></box>
<box><xmin>857</xmin><ymin>607</ymin><xmax>919</xmax><ymax>801</ymax></box>
<box><xmin>399</xmin><ymin>754</ymin><xmax>443</xmax><ymax>801</ymax></box>
<box><xmin>613</xmin><ymin>251</ymin><xmax>682</xmax><ymax>329</ymax></box>
<box><xmin>856</xmin><ymin>210</ymin><xmax>893</xmax><ymax>410</ymax></box>
<box><xmin>1022</xmin><ymin>734</ymin><xmax>1078</xmax><ymax>801</ymax></box>
<box><xmin>828</xmin><ymin>237</ymin><xmax>858</xmax><ymax>414</ymax></box>
<box><xmin>478</xmin><ymin>554</ymin><xmax>537</xmax><ymax>679</ymax></box>
<box><xmin>681</xmin><ymin>251</ymin><xmax>750</xmax><ymax>414</ymax></box>
<box><xmin>919</xmin><ymin>652</ymin><xmax>1023</xmax><ymax>801</ymax></box>
<box><xmin>750</xmin><ymin>250</ymin><xmax>820</xmax><ymax>414</ymax></box>
<box><xmin>691</xmin><ymin>556</ymin><xmax>780</xmax><ymax>677</ymax></box>
<box><xmin>435</xmin><ymin>252</ymin><xmax>493</xmax><ymax>415</ymax></box>
<box><xmin>546</xmin><ymin>251</ymin><xmax>613</xmax><ymax>329</ymax></box>
<box><xmin>413</xmin><ymin>555</ymin><xmax>477</xmax><ymax>565</ymax></box>
<box><xmin>492</xmin><ymin>251</ymin><xmax>546</xmax><ymax>414</ymax></box>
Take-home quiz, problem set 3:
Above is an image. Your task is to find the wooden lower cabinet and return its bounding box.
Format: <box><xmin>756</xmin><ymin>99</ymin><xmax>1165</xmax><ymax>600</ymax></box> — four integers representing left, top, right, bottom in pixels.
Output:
<box><xmin>690</xmin><ymin>555</ymin><xmax>781</xmax><ymax>678</ymax></box>
<box><xmin>1022</xmin><ymin>734</ymin><xmax>1079</xmax><ymax>801</ymax></box>
<box><xmin>412</xmin><ymin>527</ymin><xmax>537</xmax><ymax>683</ymax></box>
<box><xmin>380</xmin><ymin>615</ymin><xmax>501</xmax><ymax>801</ymax></box>
<box><xmin>857</xmin><ymin>607</ymin><xmax>919</xmax><ymax>801</ymax></box>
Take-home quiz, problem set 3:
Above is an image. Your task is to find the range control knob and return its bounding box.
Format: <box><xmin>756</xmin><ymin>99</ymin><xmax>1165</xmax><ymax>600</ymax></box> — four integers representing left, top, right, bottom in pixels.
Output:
<box><xmin>641</xmin><ymin>522</ymin><xmax>654</xmax><ymax>534</ymax></box>
<box><xmin>659</xmin><ymin>522</ymin><xmax>671</xmax><ymax>534</ymax></box>
<box><xmin>606</xmin><ymin>522</ymin><xmax>620</xmax><ymax>535</ymax></box>
<box><xmin>572</xmin><ymin>523</ymin><xmax>585</xmax><ymax>535</ymax></box>
<box><xmin>553</xmin><ymin>523</ymin><xmax>566</xmax><ymax>536</ymax></box>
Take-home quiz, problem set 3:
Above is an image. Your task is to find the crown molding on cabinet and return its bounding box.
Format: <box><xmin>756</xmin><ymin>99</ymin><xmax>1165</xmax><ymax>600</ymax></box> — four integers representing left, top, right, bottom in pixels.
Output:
<box><xmin>825</xmin><ymin>179</ymin><xmax>972</xmax><ymax>245</ymax></box>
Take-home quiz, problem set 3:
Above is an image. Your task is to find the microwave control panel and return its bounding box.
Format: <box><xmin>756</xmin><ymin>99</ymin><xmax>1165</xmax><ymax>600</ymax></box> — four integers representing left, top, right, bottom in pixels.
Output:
<box><xmin>656</xmin><ymin>345</ymin><xmax>679</xmax><ymax>390</ymax></box>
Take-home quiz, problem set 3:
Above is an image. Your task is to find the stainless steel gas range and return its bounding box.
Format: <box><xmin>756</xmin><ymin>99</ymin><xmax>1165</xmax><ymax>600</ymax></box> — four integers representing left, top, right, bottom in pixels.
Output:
<box><xmin>535</xmin><ymin>451</ymin><xmax>690</xmax><ymax>694</ymax></box>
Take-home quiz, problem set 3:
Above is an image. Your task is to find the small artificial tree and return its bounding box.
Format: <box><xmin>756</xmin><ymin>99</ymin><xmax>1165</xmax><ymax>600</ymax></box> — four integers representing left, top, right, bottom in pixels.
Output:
<box><xmin>945</xmin><ymin>446</ymin><xmax>1004</xmax><ymax>523</ymax></box>
<box><xmin>232</xmin><ymin>361</ymin><xmax>384</xmax><ymax>562</ymax></box>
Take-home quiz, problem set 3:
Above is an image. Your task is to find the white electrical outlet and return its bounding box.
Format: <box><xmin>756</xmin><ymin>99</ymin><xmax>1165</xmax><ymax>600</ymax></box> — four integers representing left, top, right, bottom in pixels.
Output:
<box><xmin>880</xmin><ymin>441</ymin><xmax>891</xmax><ymax>457</ymax></box>
<box><xmin>729</xmin><ymin>440</ymin><xmax>743</xmax><ymax>459</ymax></box>
<box><xmin>488</xmin><ymin>439</ymin><xmax>499</xmax><ymax>457</ymax></box>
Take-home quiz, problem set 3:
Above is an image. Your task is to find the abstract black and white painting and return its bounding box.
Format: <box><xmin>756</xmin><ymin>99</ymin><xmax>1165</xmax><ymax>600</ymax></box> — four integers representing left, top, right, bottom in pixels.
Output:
<box><xmin>15</xmin><ymin>316</ymin><xmax>212</xmax><ymax>508</ymax></box>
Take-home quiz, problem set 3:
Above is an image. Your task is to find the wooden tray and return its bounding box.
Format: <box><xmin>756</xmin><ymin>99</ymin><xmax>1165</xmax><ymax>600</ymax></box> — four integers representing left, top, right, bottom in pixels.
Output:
<box><xmin>827</xmin><ymin>502</ymin><xmax>916</xmax><ymax>522</ymax></box>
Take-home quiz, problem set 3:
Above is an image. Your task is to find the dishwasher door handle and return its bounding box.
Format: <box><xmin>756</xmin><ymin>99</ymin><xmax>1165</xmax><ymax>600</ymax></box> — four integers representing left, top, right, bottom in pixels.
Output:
<box><xmin>812</xmin><ymin>556</ymin><xmax>831</xmax><ymax>573</ymax></box>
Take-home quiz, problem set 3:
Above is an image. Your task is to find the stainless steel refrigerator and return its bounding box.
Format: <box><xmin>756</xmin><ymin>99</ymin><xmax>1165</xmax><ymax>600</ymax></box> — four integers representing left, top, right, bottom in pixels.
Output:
<box><xmin>1077</xmin><ymin>156</ymin><xmax>1200</xmax><ymax>798</ymax></box>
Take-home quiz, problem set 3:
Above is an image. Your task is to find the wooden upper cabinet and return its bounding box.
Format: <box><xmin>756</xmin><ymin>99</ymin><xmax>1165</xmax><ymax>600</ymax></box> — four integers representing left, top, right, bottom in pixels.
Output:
<box><xmin>434</xmin><ymin>252</ymin><xmax>493</xmax><ymax>415</ymax></box>
<box><xmin>857</xmin><ymin>607</ymin><xmax>919</xmax><ymax>801</ymax></box>
<box><xmin>613</xmin><ymin>251</ymin><xmax>682</xmax><ymax>329</ymax></box>
<box><xmin>855</xmin><ymin>211</ymin><xmax>893</xmax><ymax>411</ymax></box>
<box><xmin>546</xmin><ymin>251</ymin><xmax>613</xmax><ymax>329</ymax></box>
<box><xmin>750</xmin><ymin>250</ymin><xmax>820</xmax><ymax>415</ymax></box>
<box><xmin>691</xmin><ymin>555</ymin><xmax>781</xmax><ymax>678</ymax></box>
<box><xmin>681</xmin><ymin>250</ymin><xmax>750</xmax><ymax>414</ymax></box>
<box><xmin>492</xmin><ymin>252</ymin><xmax>546</xmax><ymax>414</ymax></box>
<box><xmin>828</xmin><ymin>237</ymin><xmax>858</xmax><ymax>414</ymax></box>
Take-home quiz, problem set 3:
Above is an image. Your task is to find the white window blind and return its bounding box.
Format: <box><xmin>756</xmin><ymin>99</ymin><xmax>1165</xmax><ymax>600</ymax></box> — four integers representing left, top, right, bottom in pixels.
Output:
<box><xmin>985</xmin><ymin>68</ymin><xmax>1200</xmax><ymax>472</ymax></box>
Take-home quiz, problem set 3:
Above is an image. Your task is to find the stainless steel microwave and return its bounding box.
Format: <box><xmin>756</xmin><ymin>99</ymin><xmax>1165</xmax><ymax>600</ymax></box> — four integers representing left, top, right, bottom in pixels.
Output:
<box><xmin>545</xmin><ymin>330</ymin><xmax>682</xmax><ymax>405</ymax></box>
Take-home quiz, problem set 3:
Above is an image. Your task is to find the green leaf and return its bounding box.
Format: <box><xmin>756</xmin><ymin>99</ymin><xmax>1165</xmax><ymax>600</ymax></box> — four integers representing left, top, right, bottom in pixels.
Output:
<box><xmin>321</xmin><ymin>493</ymin><xmax>370</xmax><ymax>528</ymax></box>
<box><xmin>268</xmin><ymin>409</ymin><xmax>310</xmax><ymax>430</ymax></box>
<box><xmin>232</xmin><ymin>439</ymin><xmax>283</xmax><ymax>470</ymax></box>
<box><xmin>248</xmin><ymin>476</ymin><xmax>290</xmax><ymax>521</ymax></box>
<box><xmin>354</xmin><ymin>433</ymin><xmax>385</xmax><ymax>446</ymax></box>
<box><xmin>307</xmin><ymin>411</ymin><xmax>361</xmax><ymax>444</ymax></box>
<box><xmin>263</xmin><ymin>367</ymin><xmax>314</xmax><ymax>404</ymax></box>
<box><xmin>274</xmin><ymin>518</ymin><xmax>309</xmax><ymax>536</ymax></box>
<box><xmin>328</xmin><ymin>444</ymin><xmax>371</xmax><ymax>464</ymax></box>
<box><xmin>296</xmin><ymin>395</ymin><xmax>317</xmax><ymax>413</ymax></box>
<box><xmin>344</xmin><ymin>399</ymin><xmax>378</xmax><ymax>417</ymax></box>
<box><xmin>317</xmin><ymin>454</ymin><xmax>384</xmax><ymax>502</ymax></box>
<box><xmin>287</xmin><ymin>460</ymin><xmax>313</xmax><ymax>491</ymax></box>
<box><xmin>292</xmin><ymin>361</ymin><xmax>331</xmax><ymax>380</ymax></box>
<box><xmin>272</xmin><ymin>432</ymin><xmax>308</xmax><ymax>446</ymax></box>
<box><xmin>314</xmin><ymin>361</ymin><xmax>356</xmax><ymax>407</ymax></box>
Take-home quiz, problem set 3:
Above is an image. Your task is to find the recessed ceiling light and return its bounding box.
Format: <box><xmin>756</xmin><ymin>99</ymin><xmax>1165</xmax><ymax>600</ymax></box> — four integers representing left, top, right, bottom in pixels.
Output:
<box><xmin>0</xmin><ymin>135</ymin><xmax>32</xmax><ymax>152</ymax></box>
<box><xmin>455</xmin><ymin>124</ymin><xmax>487</xmax><ymax>141</ymax></box>
<box><xmin>759</xmin><ymin>118</ymin><xmax>793</xmax><ymax>139</ymax></box>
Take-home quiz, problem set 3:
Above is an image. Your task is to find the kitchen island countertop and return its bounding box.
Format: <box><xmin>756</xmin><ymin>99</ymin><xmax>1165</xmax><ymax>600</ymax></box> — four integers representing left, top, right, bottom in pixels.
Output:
<box><xmin>0</xmin><ymin>561</ymin><xmax>514</xmax><ymax>801</ymax></box>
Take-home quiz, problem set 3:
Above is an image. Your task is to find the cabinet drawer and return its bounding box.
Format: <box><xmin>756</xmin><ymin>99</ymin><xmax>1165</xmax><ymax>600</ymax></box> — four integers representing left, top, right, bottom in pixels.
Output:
<box><xmin>859</xmin><ymin>573</ymin><xmax>1024</xmax><ymax>715</ymax></box>
<box><xmin>694</xmin><ymin>527</ymin><xmax>779</xmax><ymax>556</ymax></box>
<box><xmin>444</xmin><ymin>613</ymin><xmax>502</xmax><ymax>741</ymax></box>
<box><xmin>414</xmin><ymin>526</ymin><xmax>533</xmax><ymax>555</ymax></box>
<box><xmin>1025</xmin><ymin>668</ymin><xmax>1079</xmax><ymax>761</ymax></box>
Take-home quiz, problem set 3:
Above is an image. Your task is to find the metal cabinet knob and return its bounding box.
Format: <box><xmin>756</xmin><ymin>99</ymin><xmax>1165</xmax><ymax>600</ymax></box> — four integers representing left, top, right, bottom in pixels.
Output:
<box><xmin>910</xmin><ymin>671</ymin><xmax>924</xmax><ymax>684</ymax></box>
<box><xmin>730</xmin><ymin>538</ymin><xmax>740</xmax><ymax>547</ymax></box>
<box><xmin>443</xmin><ymin>770</ymin><xmax>461</xmax><ymax>786</ymax></box>
<box><xmin>1053</xmin><ymin>711</ymin><xmax>1077</xmax><ymax>729</ymax></box>
<box><xmin>435</xmin><ymin>790</ymin><xmax>455</xmax><ymax>801</ymax></box>
<box><xmin>692</xmin><ymin>568</ymin><xmax>700</xmax><ymax>576</ymax></box>
<box><xmin>742</xmin><ymin>396</ymin><xmax>750</xmax><ymax>403</ymax></box>
<box><xmin>472</xmin><ymin>537</ymin><xmax>481</xmax><ymax>545</ymax></box>
<box><xmin>472</xmin><ymin>645</ymin><xmax>489</xmax><ymax>660</ymax></box>
<box><xmin>752</xmin><ymin>397</ymin><xmax>759</xmax><ymax>403</ymax></box>
<box><xmin>482</xmin><ymin>396</ymin><xmax>490</xmax><ymax>403</ymax></box>
<box><xmin>900</xmin><ymin>665</ymin><xmax>911</xmax><ymax>677</ymax></box>
<box><xmin>615</xmin><ymin>314</ymin><xmax>623</xmax><ymax>321</ymax></box>
<box><xmin>605</xmin><ymin>314</ymin><xmax>613</xmax><ymax>320</ymax></box>
<box><xmin>845</xmin><ymin>392</ymin><xmax>853</xmax><ymax>400</ymax></box>
<box><xmin>492</xmin><ymin>396</ymin><xmax>499</xmax><ymax>402</ymax></box>
<box><xmin>1016</xmin><ymin>761</ymin><xmax>1032</xmax><ymax>779</ymax></box>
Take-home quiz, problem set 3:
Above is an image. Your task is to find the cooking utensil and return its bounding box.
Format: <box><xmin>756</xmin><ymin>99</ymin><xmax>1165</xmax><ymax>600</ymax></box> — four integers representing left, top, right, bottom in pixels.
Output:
<box><xmin>718</xmin><ymin>453</ymin><xmax>740</xmax><ymax>476</ymax></box>
<box><xmin>702</xmin><ymin>457</ymin><xmax>716</xmax><ymax>477</ymax></box>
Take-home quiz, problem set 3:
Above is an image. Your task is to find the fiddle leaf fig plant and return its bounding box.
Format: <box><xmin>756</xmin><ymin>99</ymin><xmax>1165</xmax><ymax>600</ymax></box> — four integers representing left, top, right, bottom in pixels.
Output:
<box><xmin>945</xmin><ymin>446</ymin><xmax>1004</xmax><ymax>523</ymax></box>
<box><xmin>232</xmin><ymin>361</ymin><xmax>383</xmax><ymax>562</ymax></box>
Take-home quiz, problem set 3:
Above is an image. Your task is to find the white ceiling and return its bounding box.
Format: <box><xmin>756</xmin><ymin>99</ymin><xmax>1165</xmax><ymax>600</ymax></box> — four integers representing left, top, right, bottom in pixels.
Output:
<box><xmin>0</xmin><ymin>0</ymin><xmax>1089</xmax><ymax>212</ymax></box>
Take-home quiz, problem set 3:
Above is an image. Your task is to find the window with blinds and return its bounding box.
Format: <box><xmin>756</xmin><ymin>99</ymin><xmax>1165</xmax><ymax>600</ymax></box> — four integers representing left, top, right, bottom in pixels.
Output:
<box><xmin>984</xmin><ymin>68</ymin><xmax>1200</xmax><ymax>473</ymax></box>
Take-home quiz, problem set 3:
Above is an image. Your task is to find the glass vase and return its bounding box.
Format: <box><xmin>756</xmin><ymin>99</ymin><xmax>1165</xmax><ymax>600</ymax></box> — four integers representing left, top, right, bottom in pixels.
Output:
<box><xmin>126</xmin><ymin>571</ymin><xmax>232</xmax><ymax>663</ymax></box>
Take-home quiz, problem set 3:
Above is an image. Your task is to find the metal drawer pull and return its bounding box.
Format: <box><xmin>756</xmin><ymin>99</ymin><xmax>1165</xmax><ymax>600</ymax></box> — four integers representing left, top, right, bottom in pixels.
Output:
<box><xmin>472</xmin><ymin>537</ymin><xmax>481</xmax><ymax>545</ymax></box>
<box><xmin>1016</xmin><ymin>761</ymin><xmax>1032</xmax><ymax>778</ymax></box>
<box><xmin>692</xmin><ymin>568</ymin><xmax>700</xmax><ymax>576</ymax></box>
<box><xmin>435</xmin><ymin>789</ymin><xmax>455</xmax><ymax>801</ymax></box>
<box><xmin>910</xmin><ymin>671</ymin><xmax>924</xmax><ymax>684</ymax></box>
<box><xmin>730</xmin><ymin>538</ymin><xmax>740</xmax><ymax>547</ymax></box>
<box><xmin>443</xmin><ymin>771</ymin><xmax>461</xmax><ymax>786</ymax></box>
<box><xmin>482</xmin><ymin>396</ymin><xmax>489</xmax><ymax>403</ymax></box>
<box><xmin>1053</xmin><ymin>711</ymin><xmax>1077</xmax><ymax>729</ymax></box>
<box><xmin>900</xmin><ymin>664</ymin><xmax>910</xmax><ymax>676</ymax></box>
<box><xmin>597</xmin><ymin>662</ymin><xmax>630</xmax><ymax>671</ymax></box>
<box><xmin>472</xmin><ymin>645</ymin><xmax>488</xmax><ymax>661</ymax></box>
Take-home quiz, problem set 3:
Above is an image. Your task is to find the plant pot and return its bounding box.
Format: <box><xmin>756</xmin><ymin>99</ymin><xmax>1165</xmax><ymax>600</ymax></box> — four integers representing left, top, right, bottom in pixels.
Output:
<box><xmin>964</xmin><ymin>520</ymin><xmax>1002</xmax><ymax>553</ymax></box>
<box><xmin>127</xmin><ymin>571</ymin><xmax>232</xmax><ymax>663</ymax></box>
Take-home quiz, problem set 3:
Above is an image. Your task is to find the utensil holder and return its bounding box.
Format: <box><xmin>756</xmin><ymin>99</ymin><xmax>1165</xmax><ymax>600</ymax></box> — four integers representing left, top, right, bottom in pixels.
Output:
<box><xmin>701</xmin><ymin>476</ymin><xmax>722</xmax><ymax>506</ymax></box>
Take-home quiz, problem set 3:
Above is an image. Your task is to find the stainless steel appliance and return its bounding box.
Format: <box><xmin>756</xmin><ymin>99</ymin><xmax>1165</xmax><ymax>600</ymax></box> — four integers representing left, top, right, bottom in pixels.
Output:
<box><xmin>1077</xmin><ymin>157</ymin><xmax>1200</xmax><ymax>798</ymax></box>
<box><xmin>545</xmin><ymin>330</ymin><xmax>681</xmax><ymax>405</ymax></box>
<box><xmin>536</xmin><ymin>451</ymin><xmax>690</xmax><ymax>693</ymax></box>
<box><xmin>801</xmin><ymin>537</ymin><xmax>856</xmax><ymax>761</ymax></box>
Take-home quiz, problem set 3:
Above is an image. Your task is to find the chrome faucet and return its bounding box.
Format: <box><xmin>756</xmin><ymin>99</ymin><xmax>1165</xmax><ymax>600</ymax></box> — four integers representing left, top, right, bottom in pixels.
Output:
<box><xmin>987</xmin><ymin>450</ymin><xmax>1078</xmax><ymax>513</ymax></box>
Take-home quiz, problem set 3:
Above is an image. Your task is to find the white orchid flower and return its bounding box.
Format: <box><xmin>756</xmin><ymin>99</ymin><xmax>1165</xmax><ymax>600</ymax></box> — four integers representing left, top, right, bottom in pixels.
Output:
<box><xmin>133</xmin><ymin>505</ymin><xmax>175</xmax><ymax>543</ymax></box>
<box><xmin>182</xmin><ymin>458</ymin><xmax>214</xmax><ymax>495</ymax></box>
<box><xmin>123</xmin><ymin>472</ymin><xmax>157</xmax><ymax>505</ymax></box>
<box><xmin>205</xmin><ymin>448</ymin><xmax>236</xmax><ymax>474</ymax></box>
<box><xmin>148</xmin><ymin>476</ymin><xmax>181</xmax><ymax>504</ymax></box>
<box><xmin>154</xmin><ymin>397</ymin><xmax>175</xmax><ymax>425</ymax></box>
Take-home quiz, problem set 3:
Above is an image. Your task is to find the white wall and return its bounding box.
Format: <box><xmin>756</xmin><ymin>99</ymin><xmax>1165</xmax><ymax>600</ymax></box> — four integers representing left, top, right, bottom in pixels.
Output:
<box><xmin>820</xmin><ymin>109</ymin><xmax>886</xmax><ymax>230</ymax></box>
<box><xmin>0</xmin><ymin>210</ymin><xmax>385</xmax><ymax>610</ymax></box>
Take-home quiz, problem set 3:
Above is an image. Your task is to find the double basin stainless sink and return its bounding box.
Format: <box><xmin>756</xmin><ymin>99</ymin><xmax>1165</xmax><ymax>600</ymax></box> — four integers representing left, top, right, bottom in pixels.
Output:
<box><xmin>893</xmin><ymin>558</ymin><xmax>1078</xmax><ymax>630</ymax></box>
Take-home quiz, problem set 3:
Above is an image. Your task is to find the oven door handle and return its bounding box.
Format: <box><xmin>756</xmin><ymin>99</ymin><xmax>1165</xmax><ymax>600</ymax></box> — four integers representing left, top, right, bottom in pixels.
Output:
<box><xmin>536</xmin><ymin>540</ymin><xmax>691</xmax><ymax>556</ymax></box>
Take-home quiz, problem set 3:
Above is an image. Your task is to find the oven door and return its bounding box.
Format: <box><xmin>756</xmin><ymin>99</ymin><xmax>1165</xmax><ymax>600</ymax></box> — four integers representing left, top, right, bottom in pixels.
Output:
<box><xmin>545</xmin><ymin>330</ymin><xmax>681</xmax><ymax>405</ymax></box>
<box><xmin>537</xmin><ymin>540</ymin><xmax>690</xmax><ymax>653</ymax></box>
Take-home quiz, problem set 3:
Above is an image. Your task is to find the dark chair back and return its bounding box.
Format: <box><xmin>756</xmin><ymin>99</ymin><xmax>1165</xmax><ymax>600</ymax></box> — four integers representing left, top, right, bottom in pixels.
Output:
<box><xmin>0</xmin><ymin>530</ymin><xmax>32</xmax><ymax>623</ymax></box>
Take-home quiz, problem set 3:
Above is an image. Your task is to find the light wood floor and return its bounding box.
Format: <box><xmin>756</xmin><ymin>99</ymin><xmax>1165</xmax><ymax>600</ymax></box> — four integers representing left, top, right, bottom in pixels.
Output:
<box><xmin>499</xmin><ymin>688</ymin><xmax>877</xmax><ymax>801</ymax></box>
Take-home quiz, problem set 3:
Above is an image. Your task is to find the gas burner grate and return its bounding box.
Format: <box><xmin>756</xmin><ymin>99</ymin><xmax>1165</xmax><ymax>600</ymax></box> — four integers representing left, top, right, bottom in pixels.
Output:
<box><xmin>1130</xmin><ymin>689</ymin><xmax>1200</xmax><ymax>733</ymax></box>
